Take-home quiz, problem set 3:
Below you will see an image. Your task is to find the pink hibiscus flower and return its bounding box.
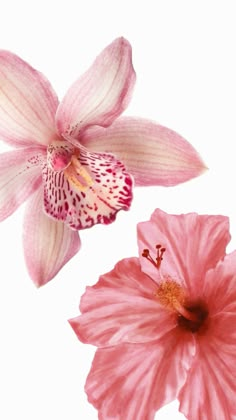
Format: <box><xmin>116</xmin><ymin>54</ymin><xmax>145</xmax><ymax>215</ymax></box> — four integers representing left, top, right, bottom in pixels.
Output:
<box><xmin>0</xmin><ymin>39</ymin><xmax>205</xmax><ymax>287</ymax></box>
<box><xmin>70</xmin><ymin>208</ymin><xmax>236</xmax><ymax>420</ymax></box>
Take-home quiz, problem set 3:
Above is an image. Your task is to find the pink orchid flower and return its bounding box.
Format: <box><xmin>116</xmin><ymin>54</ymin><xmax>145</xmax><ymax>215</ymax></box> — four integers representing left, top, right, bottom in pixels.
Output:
<box><xmin>0</xmin><ymin>39</ymin><xmax>205</xmax><ymax>287</ymax></box>
<box><xmin>70</xmin><ymin>209</ymin><xmax>236</xmax><ymax>420</ymax></box>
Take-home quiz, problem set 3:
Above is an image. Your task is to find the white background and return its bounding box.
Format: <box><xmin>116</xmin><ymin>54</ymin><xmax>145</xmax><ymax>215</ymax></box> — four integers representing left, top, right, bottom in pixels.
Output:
<box><xmin>1</xmin><ymin>1</ymin><xmax>236</xmax><ymax>419</ymax></box>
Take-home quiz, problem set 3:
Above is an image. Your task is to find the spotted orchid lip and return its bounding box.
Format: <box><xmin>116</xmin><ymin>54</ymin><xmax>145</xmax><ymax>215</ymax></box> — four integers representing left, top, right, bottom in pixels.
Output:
<box><xmin>43</xmin><ymin>144</ymin><xmax>133</xmax><ymax>230</ymax></box>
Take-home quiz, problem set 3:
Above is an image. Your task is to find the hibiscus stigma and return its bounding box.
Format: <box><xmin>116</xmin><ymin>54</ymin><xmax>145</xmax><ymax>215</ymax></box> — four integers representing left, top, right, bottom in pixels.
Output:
<box><xmin>142</xmin><ymin>243</ymin><xmax>166</xmax><ymax>268</ymax></box>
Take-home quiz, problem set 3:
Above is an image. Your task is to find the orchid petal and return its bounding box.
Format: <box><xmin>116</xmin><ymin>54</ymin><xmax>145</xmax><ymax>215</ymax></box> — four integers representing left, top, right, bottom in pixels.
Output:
<box><xmin>56</xmin><ymin>38</ymin><xmax>135</xmax><ymax>138</ymax></box>
<box><xmin>69</xmin><ymin>258</ymin><xmax>176</xmax><ymax>346</ymax></box>
<box><xmin>23</xmin><ymin>187</ymin><xmax>81</xmax><ymax>287</ymax></box>
<box><xmin>42</xmin><ymin>147</ymin><xmax>133</xmax><ymax>230</ymax></box>
<box><xmin>0</xmin><ymin>148</ymin><xmax>44</xmax><ymax>221</ymax></box>
<box><xmin>137</xmin><ymin>209</ymin><xmax>230</xmax><ymax>295</ymax></box>
<box><xmin>86</xmin><ymin>332</ymin><xmax>195</xmax><ymax>419</ymax></box>
<box><xmin>80</xmin><ymin>117</ymin><xmax>207</xmax><ymax>186</ymax></box>
<box><xmin>0</xmin><ymin>50</ymin><xmax>59</xmax><ymax>147</ymax></box>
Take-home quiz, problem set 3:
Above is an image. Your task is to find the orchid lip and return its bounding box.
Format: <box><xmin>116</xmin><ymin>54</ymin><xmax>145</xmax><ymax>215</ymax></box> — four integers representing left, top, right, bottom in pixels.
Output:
<box><xmin>43</xmin><ymin>143</ymin><xmax>133</xmax><ymax>230</ymax></box>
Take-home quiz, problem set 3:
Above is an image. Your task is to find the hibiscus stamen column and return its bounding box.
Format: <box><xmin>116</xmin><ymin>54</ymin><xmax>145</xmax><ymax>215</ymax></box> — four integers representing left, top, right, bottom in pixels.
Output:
<box><xmin>142</xmin><ymin>245</ymin><xmax>209</xmax><ymax>332</ymax></box>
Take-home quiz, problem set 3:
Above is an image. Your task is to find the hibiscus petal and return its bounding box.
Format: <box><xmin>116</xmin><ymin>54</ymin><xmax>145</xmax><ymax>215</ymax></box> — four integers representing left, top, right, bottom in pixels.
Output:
<box><xmin>202</xmin><ymin>252</ymin><xmax>236</xmax><ymax>316</ymax></box>
<box><xmin>86</xmin><ymin>332</ymin><xmax>195</xmax><ymax>419</ymax></box>
<box><xmin>137</xmin><ymin>209</ymin><xmax>230</xmax><ymax>295</ymax></box>
<box><xmin>0</xmin><ymin>148</ymin><xmax>44</xmax><ymax>221</ymax></box>
<box><xmin>56</xmin><ymin>38</ymin><xmax>135</xmax><ymax>137</ymax></box>
<box><xmin>178</xmin><ymin>336</ymin><xmax>236</xmax><ymax>420</ymax></box>
<box><xmin>80</xmin><ymin>117</ymin><xmax>207</xmax><ymax>186</ymax></box>
<box><xmin>0</xmin><ymin>50</ymin><xmax>59</xmax><ymax>147</ymax></box>
<box><xmin>23</xmin><ymin>187</ymin><xmax>81</xmax><ymax>287</ymax></box>
<box><xmin>69</xmin><ymin>257</ymin><xmax>176</xmax><ymax>346</ymax></box>
<box><xmin>178</xmin><ymin>252</ymin><xmax>236</xmax><ymax>419</ymax></box>
<box><xmin>42</xmin><ymin>147</ymin><xmax>133</xmax><ymax>230</ymax></box>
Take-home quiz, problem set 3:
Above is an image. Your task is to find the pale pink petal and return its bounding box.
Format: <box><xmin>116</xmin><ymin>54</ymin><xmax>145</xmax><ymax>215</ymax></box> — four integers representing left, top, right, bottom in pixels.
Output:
<box><xmin>42</xmin><ymin>148</ymin><xmax>133</xmax><ymax>230</ymax></box>
<box><xmin>23</xmin><ymin>187</ymin><xmax>81</xmax><ymax>287</ymax></box>
<box><xmin>0</xmin><ymin>148</ymin><xmax>44</xmax><ymax>221</ymax></box>
<box><xmin>178</xmin><ymin>335</ymin><xmax>236</xmax><ymax>420</ymax></box>
<box><xmin>202</xmin><ymin>251</ymin><xmax>236</xmax><ymax>316</ymax></box>
<box><xmin>86</xmin><ymin>331</ymin><xmax>195</xmax><ymax>419</ymax></box>
<box><xmin>0</xmin><ymin>50</ymin><xmax>59</xmax><ymax>147</ymax></box>
<box><xmin>137</xmin><ymin>209</ymin><xmax>230</xmax><ymax>295</ymax></box>
<box><xmin>69</xmin><ymin>258</ymin><xmax>176</xmax><ymax>346</ymax></box>
<box><xmin>80</xmin><ymin>117</ymin><xmax>207</xmax><ymax>186</ymax></box>
<box><xmin>56</xmin><ymin>38</ymin><xmax>135</xmax><ymax>137</ymax></box>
